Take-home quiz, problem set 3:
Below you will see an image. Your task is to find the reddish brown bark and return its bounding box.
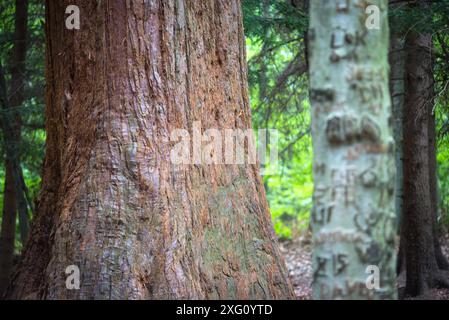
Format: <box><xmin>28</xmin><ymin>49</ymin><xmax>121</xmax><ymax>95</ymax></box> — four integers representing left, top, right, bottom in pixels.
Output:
<box><xmin>8</xmin><ymin>0</ymin><xmax>294</xmax><ymax>299</ymax></box>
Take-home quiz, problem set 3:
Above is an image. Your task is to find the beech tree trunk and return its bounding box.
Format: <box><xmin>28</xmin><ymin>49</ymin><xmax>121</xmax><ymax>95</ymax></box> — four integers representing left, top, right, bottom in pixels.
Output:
<box><xmin>7</xmin><ymin>0</ymin><xmax>294</xmax><ymax>300</ymax></box>
<box><xmin>401</xmin><ymin>30</ymin><xmax>449</xmax><ymax>297</ymax></box>
<box><xmin>308</xmin><ymin>0</ymin><xmax>397</xmax><ymax>299</ymax></box>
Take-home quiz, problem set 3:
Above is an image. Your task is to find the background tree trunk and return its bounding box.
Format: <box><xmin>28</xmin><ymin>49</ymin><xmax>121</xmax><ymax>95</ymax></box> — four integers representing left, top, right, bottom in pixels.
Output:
<box><xmin>0</xmin><ymin>0</ymin><xmax>29</xmax><ymax>296</ymax></box>
<box><xmin>9</xmin><ymin>0</ymin><xmax>30</xmax><ymax>245</ymax></box>
<box><xmin>7</xmin><ymin>0</ymin><xmax>294</xmax><ymax>300</ymax></box>
<box><xmin>309</xmin><ymin>0</ymin><xmax>396</xmax><ymax>299</ymax></box>
<box><xmin>401</xmin><ymin>30</ymin><xmax>449</xmax><ymax>297</ymax></box>
<box><xmin>0</xmin><ymin>163</ymin><xmax>17</xmax><ymax>296</ymax></box>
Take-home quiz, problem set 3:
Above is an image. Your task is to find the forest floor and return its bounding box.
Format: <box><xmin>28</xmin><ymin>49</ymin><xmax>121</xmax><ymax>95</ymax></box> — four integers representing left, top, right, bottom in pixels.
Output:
<box><xmin>280</xmin><ymin>232</ymin><xmax>449</xmax><ymax>300</ymax></box>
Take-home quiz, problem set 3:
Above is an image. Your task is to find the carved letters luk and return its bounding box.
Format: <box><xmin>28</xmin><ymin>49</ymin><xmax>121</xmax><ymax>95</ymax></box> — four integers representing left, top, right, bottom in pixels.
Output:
<box><xmin>330</xmin><ymin>27</ymin><xmax>367</xmax><ymax>63</ymax></box>
<box><xmin>331</xmin><ymin>0</ymin><xmax>371</xmax><ymax>63</ymax></box>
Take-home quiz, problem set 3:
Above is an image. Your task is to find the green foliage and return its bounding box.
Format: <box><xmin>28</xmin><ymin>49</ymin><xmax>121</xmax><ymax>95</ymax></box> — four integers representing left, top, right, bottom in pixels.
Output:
<box><xmin>437</xmin><ymin>103</ymin><xmax>449</xmax><ymax>226</ymax></box>
<box><xmin>267</xmin><ymin>134</ymin><xmax>313</xmax><ymax>239</ymax></box>
<box><xmin>243</xmin><ymin>0</ymin><xmax>311</xmax><ymax>238</ymax></box>
<box><xmin>433</xmin><ymin>2</ymin><xmax>449</xmax><ymax>227</ymax></box>
<box><xmin>437</xmin><ymin>136</ymin><xmax>449</xmax><ymax>226</ymax></box>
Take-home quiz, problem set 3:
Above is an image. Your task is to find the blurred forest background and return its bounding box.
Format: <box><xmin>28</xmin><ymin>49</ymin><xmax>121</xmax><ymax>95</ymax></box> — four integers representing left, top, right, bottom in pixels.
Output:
<box><xmin>0</xmin><ymin>0</ymin><xmax>449</xmax><ymax>254</ymax></box>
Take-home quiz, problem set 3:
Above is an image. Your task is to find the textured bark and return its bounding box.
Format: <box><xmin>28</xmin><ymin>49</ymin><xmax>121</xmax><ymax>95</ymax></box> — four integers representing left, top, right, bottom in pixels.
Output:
<box><xmin>7</xmin><ymin>0</ymin><xmax>294</xmax><ymax>300</ymax></box>
<box><xmin>309</xmin><ymin>0</ymin><xmax>396</xmax><ymax>299</ymax></box>
<box><xmin>401</xmin><ymin>30</ymin><xmax>449</xmax><ymax>297</ymax></box>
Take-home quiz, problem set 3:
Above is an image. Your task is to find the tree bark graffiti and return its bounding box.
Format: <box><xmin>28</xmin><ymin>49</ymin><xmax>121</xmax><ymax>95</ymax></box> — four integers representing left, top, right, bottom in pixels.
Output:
<box><xmin>308</xmin><ymin>0</ymin><xmax>396</xmax><ymax>299</ymax></box>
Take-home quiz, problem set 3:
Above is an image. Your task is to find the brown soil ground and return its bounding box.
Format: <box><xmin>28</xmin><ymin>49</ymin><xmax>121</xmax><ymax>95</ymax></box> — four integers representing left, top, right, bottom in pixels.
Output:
<box><xmin>280</xmin><ymin>232</ymin><xmax>449</xmax><ymax>300</ymax></box>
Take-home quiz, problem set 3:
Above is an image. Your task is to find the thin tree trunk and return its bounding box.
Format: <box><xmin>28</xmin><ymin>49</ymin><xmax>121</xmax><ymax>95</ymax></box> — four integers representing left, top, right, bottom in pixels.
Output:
<box><xmin>0</xmin><ymin>163</ymin><xmax>18</xmax><ymax>296</ymax></box>
<box><xmin>10</xmin><ymin>0</ymin><xmax>30</xmax><ymax>245</ymax></box>
<box><xmin>16</xmin><ymin>171</ymin><xmax>29</xmax><ymax>245</ymax></box>
<box><xmin>308</xmin><ymin>0</ymin><xmax>397</xmax><ymax>299</ymax></box>
<box><xmin>7</xmin><ymin>0</ymin><xmax>294</xmax><ymax>300</ymax></box>
<box><xmin>258</xmin><ymin>0</ymin><xmax>270</xmax><ymax>104</ymax></box>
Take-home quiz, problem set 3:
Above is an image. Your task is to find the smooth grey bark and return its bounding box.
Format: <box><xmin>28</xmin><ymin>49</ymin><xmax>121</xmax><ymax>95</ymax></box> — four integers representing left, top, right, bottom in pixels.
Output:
<box><xmin>308</xmin><ymin>0</ymin><xmax>396</xmax><ymax>299</ymax></box>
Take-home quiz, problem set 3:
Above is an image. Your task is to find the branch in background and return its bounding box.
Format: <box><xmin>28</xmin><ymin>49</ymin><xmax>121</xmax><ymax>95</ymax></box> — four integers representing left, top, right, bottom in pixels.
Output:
<box><xmin>279</xmin><ymin>128</ymin><xmax>310</xmax><ymax>159</ymax></box>
<box><xmin>248</xmin><ymin>37</ymin><xmax>302</xmax><ymax>66</ymax></box>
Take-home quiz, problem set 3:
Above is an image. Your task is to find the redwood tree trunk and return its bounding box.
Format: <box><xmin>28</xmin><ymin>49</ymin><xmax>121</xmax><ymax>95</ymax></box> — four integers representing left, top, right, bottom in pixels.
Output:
<box><xmin>8</xmin><ymin>0</ymin><xmax>294</xmax><ymax>300</ymax></box>
<box><xmin>401</xmin><ymin>30</ymin><xmax>449</xmax><ymax>297</ymax></box>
